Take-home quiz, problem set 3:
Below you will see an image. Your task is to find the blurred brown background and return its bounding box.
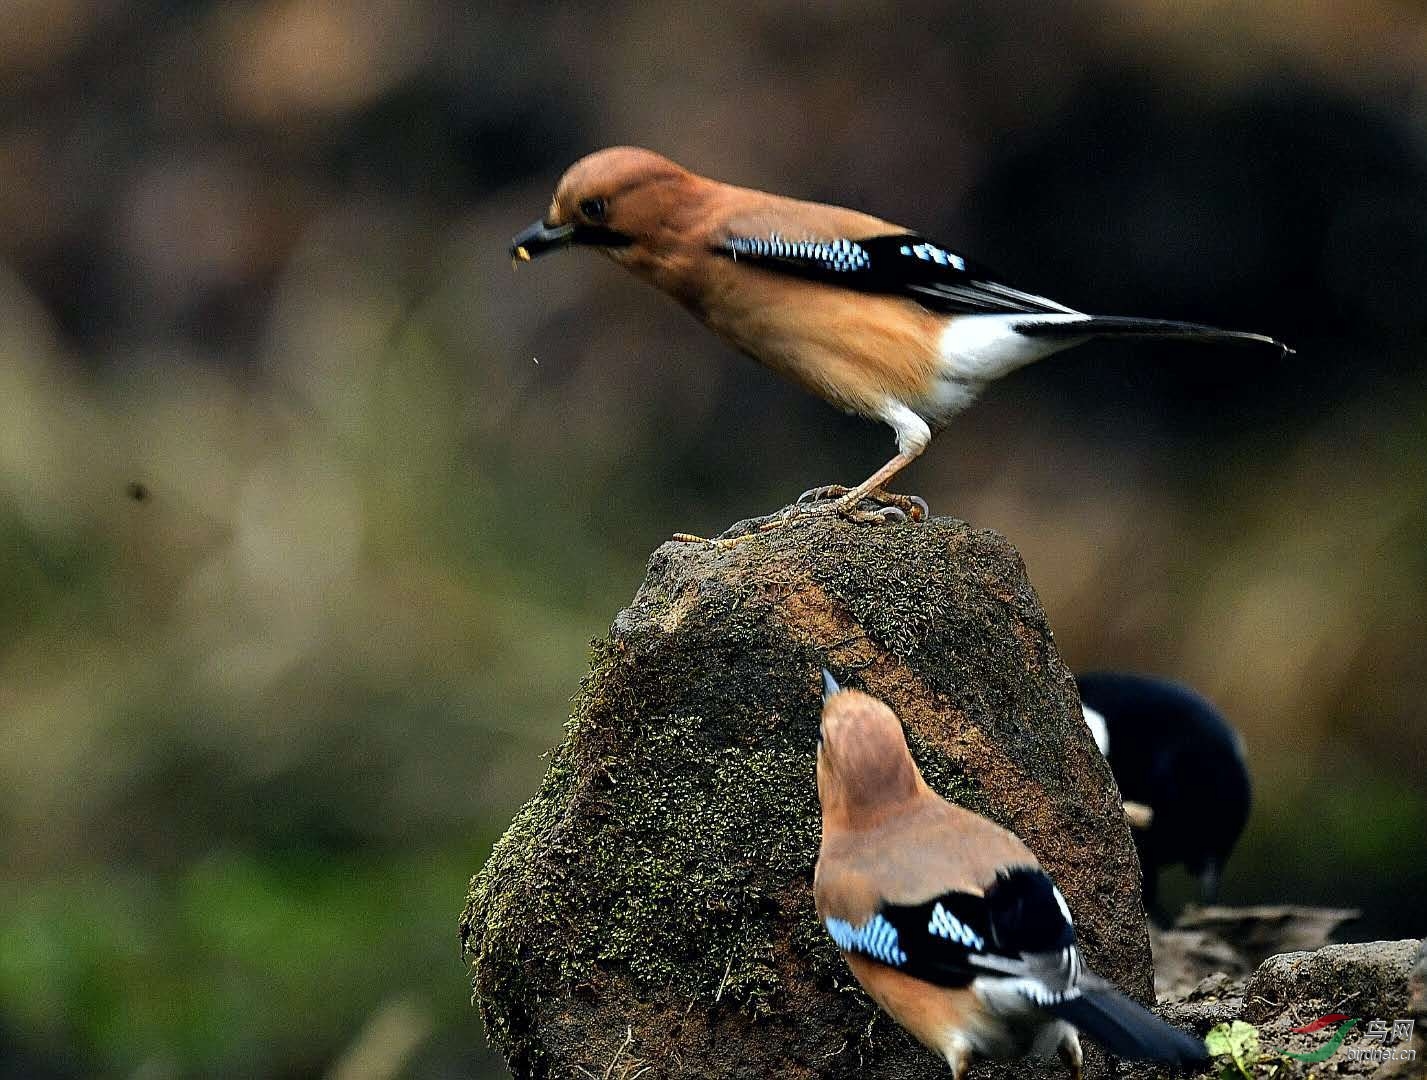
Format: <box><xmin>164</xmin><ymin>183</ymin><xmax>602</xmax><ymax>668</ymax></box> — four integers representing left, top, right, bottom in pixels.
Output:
<box><xmin>1</xmin><ymin>1</ymin><xmax>1424</xmax><ymax>1077</ymax></box>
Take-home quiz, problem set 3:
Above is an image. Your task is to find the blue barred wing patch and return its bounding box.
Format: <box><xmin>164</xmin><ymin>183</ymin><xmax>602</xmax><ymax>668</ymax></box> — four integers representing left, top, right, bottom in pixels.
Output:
<box><xmin>824</xmin><ymin>913</ymin><xmax>908</xmax><ymax>967</ymax></box>
<box><xmin>714</xmin><ymin>231</ymin><xmax>1077</xmax><ymax>315</ymax></box>
<box><xmin>863</xmin><ymin>868</ymin><xmax>1076</xmax><ymax>992</ymax></box>
<box><xmin>724</xmin><ymin>234</ymin><xmax>871</xmax><ymax>273</ymax></box>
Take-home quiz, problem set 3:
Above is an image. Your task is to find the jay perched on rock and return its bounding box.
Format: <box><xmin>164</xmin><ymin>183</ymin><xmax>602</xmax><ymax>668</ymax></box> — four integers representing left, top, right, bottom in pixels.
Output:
<box><xmin>1078</xmin><ymin>671</ymin><xmax>1251</xmax><ymax>920</ymax></box>
<box><xmin>512</xmin><ymin>147</ymin><xmax>1288</xmax><ymax>542</ymax></box>
<box><xmin>814</xmin><ymin>670</ymin><xmax>1207</xmax><ymax>1077</ymax></box>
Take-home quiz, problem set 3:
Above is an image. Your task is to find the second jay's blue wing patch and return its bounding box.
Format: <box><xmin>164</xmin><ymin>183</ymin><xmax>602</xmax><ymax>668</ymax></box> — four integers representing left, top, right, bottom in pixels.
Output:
<box><xmin>824</xmin><ymin>913</ymin><xmax>908</xmax><ymax>967</ymax></box>
<box><xmin>824</xmin><ymin>866</ymin><xmax>1079</xmax><ymax>994</ymax></box>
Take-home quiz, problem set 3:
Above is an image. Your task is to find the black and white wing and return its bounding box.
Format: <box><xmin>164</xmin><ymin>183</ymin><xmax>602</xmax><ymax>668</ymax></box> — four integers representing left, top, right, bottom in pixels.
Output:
<box><xmin>824</xmin><ymin>866</ymin><xmax>1080</xmax><ymax>997</ymax></box>
<box><xmin>718</xmin><ymin>232</ymin><xmax>1080</xmax><ymax>316</ymax></box>
<box><xmin>824</xmin><ymin>866</ymin><xmax>1207</xmax><ymax>1066</ymax></box>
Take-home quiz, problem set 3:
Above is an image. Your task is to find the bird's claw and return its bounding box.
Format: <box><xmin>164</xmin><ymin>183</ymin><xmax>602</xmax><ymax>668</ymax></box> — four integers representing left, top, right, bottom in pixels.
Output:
<box><xmin>797</xmin><ymin>484</ymin><xmax>930</xmax><ymax>522</ymax></box>
<box><xmin>797</xmin><ymin>484</ymin><xmax>849</xmax><ymax>505</ymax></box>
<box><xmin>859</xmin><ymin>491</ymin><xmax>928</xmax><ymax>522</ymax></box>
<box><xmin>835</xmin><ymin>503</ymin><xmax>908</xmax><ymax>525</ymax></box>
<box><xmin>673</xmin><ymin>487</ymin><xmax>926</xmax><ymax>546</ymax></box>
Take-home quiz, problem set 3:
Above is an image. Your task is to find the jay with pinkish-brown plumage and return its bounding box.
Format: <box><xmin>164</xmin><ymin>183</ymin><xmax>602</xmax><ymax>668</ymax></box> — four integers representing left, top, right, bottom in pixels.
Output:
<box><xmin>813</xmin><ymin>670</ymin><xmax>1206</xmax><ymax>1078</ymax></box>
<box><xmin>511</xmin><ymin>147</ymin><xmax>1288</xmax><ymax>544</ymax></box>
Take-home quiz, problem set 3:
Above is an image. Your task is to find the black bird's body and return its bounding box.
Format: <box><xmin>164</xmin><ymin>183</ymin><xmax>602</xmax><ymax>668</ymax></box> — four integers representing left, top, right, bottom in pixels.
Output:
<box><xmin>1077</xmin><ymin>672</ymin><xmax>1251</xmax><ymax>918</ymax></box>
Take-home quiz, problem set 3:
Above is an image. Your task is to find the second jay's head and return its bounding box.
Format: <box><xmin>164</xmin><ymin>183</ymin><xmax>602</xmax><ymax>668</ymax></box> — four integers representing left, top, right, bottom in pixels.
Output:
<box><xmin>510</xmin><ymin>147</ymin><xmax>697</xmax><ymax>269</ymax></box>
<box><xmin>817</xmin><ymin>670</ymin><xmax>924</xmax><ymax>823</ymax></box>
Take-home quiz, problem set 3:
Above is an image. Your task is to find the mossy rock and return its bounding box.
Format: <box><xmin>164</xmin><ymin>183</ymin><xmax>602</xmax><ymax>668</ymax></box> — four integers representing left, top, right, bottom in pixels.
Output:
<box><xmin>461</xmin><ymin>508</ymin><xmax>1151</xmax><ymax>1078</ymax></box>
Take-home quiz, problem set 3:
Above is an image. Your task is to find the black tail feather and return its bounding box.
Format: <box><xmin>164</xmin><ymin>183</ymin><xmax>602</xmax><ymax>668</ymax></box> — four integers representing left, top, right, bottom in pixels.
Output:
<box><xmin>1047</xmin><ymin>984</ymin><xmax>1208</xmax><ymax>1066</ymax></box>
<box><xmin>1017</xmin><ymin>315</ymin><xmax>1292</xmax><ymax>355</ymax></box>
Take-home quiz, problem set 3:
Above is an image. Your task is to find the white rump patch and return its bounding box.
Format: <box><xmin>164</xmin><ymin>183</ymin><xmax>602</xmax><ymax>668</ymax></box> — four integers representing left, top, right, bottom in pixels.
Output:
<box><xmin>938</xmin><ymin>314</ymin><xmax>1093</xmax><ymax>383</ymax></box>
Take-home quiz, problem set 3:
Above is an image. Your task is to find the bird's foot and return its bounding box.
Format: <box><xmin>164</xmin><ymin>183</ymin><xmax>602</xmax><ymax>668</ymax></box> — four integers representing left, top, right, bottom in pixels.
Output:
<box><xmin>671</xmin><ymin>517</ymin><xmax>789</xmax><ymax>550</ymax></box>
<box><xmin>796</xmin><ymin>484</ymin><xmax>929</xmax><ymax>523</ymax></box>
<box><xmin>833</xmin><ymin>502</ymin><xmax>911</xmax><ymax>525</ymax></box>
<box><xmin>670</xmin><ymin>486</ymin><xmax>927</xmax><ymax>548</ymax></box>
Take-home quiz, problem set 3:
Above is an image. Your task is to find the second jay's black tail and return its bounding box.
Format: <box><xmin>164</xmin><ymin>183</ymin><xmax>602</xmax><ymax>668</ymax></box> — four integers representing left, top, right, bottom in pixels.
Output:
<box><xmin>1046</xmin><ymin>978</ymin><xmax>1209</xmax><ymax>1066</ymax></box>
<box><xmin>1016</xmin><ymin>315</ymin><xmax>1291</xmax><ymax>355</ymax></box>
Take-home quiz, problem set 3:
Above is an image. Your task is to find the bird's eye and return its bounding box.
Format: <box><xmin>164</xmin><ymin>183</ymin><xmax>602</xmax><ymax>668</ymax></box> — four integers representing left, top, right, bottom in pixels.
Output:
<box><xmin>579</xmin><ymin>197</ymin><xmax>607</xmax><ymax>222</ymax></box>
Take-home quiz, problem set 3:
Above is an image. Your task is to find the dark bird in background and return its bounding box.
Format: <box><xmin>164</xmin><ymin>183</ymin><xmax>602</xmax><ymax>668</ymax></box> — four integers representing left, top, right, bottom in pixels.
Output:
<box><xmin>511</xmin><ymin>147</ymin><xmax>1289</xmax><ymax>543</ymax></box>
<box><xmin>1077</xmin><ymin>672</ymin><xmax>1252</xmax><ymax>921</ymax></box>
<box><xmin>814</xmin><ymin>670</ymin><xmax>1207</xmax><ymax>1078</ymax></box>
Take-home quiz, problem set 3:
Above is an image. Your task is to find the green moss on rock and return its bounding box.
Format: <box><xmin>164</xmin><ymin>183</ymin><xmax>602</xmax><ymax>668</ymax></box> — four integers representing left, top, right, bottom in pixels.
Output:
<box><xmin>462</xmin><ymin>509</ymin><xmax>1150</xmax><ymax>1079</ymax></box>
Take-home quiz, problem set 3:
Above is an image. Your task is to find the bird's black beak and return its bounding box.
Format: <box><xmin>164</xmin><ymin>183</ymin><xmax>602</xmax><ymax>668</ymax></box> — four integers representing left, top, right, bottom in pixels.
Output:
<box><xmin>510</xmin><ymin>220</ymin><xmax>577</xmax><ymax>262</ymax></box>
<box><xmin>510</xmin><ymin>219</ymin><xmax>634</xmax><ymax>263</ymax></box>
<box><xmin>822</xmin><ymin>668</ymin><xmax>841</xmax><ymax>702</ymax></box>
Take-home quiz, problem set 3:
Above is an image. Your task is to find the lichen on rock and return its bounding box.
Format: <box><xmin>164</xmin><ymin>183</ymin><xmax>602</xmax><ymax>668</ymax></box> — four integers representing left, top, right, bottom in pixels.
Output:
<box><xmin>461</xmin><ymin>508</ymin><xmax>1150</xmax><ymax>1078</ymax></box>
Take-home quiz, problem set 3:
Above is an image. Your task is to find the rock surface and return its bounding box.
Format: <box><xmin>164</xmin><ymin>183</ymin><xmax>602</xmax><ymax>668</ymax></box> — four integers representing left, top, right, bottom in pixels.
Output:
<box><xmin>1245</xmin><ymin>939</ymin><xmax>1419</xmax><ymax>1023</ymax></box>
<box><xmin>460</xmin><ymin>508</ymin><xmax>1150</xmax><ymax>1079</ymax></box>
<box><xmin>1382</xmin><ymin>939</ymin><xmax>1427</xmax><ymax>1077</ymax></box>
<box><xmin>1152</xmin><ymin>905</ymin><xmax>1361</xmax><ymax>999</ymax></box>
<box><xmin>1146</xmin><ymin>921</ymin><xmax>1423</xmax><ymax>1080</ymax></box>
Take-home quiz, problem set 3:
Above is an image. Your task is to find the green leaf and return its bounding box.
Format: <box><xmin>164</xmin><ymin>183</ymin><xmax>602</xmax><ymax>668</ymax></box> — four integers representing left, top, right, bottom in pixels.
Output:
<box><xmin>1206</xmin><ymin>1020</ymin><xmax>1261</xmax><ymax>1079</ymax></box>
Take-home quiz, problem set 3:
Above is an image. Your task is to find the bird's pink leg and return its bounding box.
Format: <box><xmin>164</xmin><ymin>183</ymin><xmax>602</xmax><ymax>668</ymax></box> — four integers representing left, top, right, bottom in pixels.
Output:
<box><xmin>944</xmin><ymin>1035</ymin><xmax>973</xmax><ymax>1080</ymax></box>
<box><xmin>1058</xmin><ymin>1031</ymin><xmax>1084</xmax><ymax>1080</ymax></box>
<box><xmin>801</xmin><ymin>451</ymin><xmax>929</xmax><ymax>523</ymax></box>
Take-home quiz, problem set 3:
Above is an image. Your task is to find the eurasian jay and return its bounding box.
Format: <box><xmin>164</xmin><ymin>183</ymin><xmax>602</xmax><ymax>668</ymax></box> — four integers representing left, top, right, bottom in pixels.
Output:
<box><xmin>1077</xmin><ymin>671</ymin><xmax>1251</xmax><ymax>920</ymax></box>
<box><xmin>511</xmin><ymin>147</ymin><xmax>1288</xmax><ymax>539</ymax></box>
<box><xmin>814</xmin><ymin>670</ymin><xmax>1206</xmax><ymax>1078</ymax></box>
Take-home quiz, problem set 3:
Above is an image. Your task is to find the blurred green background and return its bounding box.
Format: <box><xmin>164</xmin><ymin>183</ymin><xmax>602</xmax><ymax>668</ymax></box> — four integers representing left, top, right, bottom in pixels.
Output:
<box><xmin>2</xmin><ymin>1</ymin><xmax>1425</xmax><ymax>1077</ymax></box>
